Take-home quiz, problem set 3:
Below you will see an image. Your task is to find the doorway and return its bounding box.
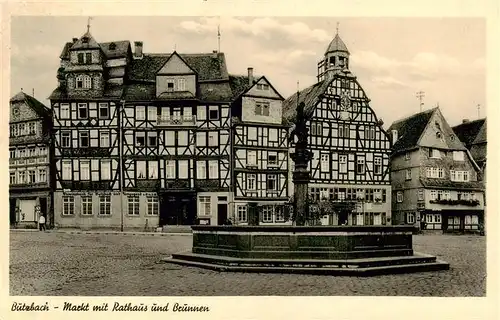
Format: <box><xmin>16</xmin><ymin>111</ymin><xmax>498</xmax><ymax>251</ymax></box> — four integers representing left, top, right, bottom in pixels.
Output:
<box><xmin>10</xmin><ymin>198</ymin><xmax>16</xmax><ymax>226</ymax></box>
<box><xmin>159</xmin><ymin>193</ymin><xmax>196</xmax><ymax>226</ymax></box>
<box><xmin>217</xmin><ymin>203</ymin><xmax>228</xmax><ymax>225</ymax></box>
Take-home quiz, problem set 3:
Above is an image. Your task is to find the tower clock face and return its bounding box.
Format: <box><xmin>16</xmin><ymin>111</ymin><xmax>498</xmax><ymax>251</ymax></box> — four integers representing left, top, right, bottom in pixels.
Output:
<box><xmin>340</xmin><ymin>90</ymin><xmax>351</xmax><ymax>111</ymax></box>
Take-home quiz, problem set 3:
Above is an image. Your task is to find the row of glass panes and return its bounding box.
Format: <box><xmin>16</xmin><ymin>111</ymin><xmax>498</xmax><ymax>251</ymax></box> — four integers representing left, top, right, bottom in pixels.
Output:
<box><xmin>9</xmin><ymin>168</ymin><xmax>46</xmax><ymax>185</ymax></box>
<box><xmin>429</xmin><ymin>190</ymin><xmax>477</xmax><ymax>201</ymax></box>
<box><xmin>320</xmin><ymin>155</ymin><xmax>382</xmax><ymax>175</ymax></box>
<box><xmin>426</xmin><ymin>149</ymin><xmax>465</xmax><ymax>161</ymax></box>
<box><xmin>131</xmin><ymin>105</ymin><xmax>220</xmax><ymax>122</ymax></box>
<box><xmin>61</xmin><ymin>160</ymin><xmax>111</xmax><ymax>180</ymax></box>
<box><xmin>309</xmin><ymin>122</ymin><xmax>376</xmax><ymax>139</ymax></box>
<box><xmin>62</xmin><ymin>195</ymin><xmax>159</xmax><ymax>216</ymax></box>
<box><xmin>235</xmin><ymin>204</ymin><xmax>285</xmax><ymax>223</ymax></box>
<box><xmin>244</xmin><ymin>174</ymin><xmax>279</xmax><ymax>191</ymax></box>
<box><xmin>9</xmin><ymin>146</ymin><xmax>48</xmax><ymax>159</ymax></box>
<box><xmin>245</xmin><ymin>151</ymin><xmax>279</xmax><ymax>166</ymax></box>
<box><xmin>309</xmin><ymin>187</ymin><xmax>387</xmax><ymax>202</ymax></box>
<box><xmin>59</xmin><ymin>103</ymin><xmax>110</xmax><ymax>119</ymax></box>
<box><xmin>10</xmin><ymin>122</ymin><xmax>38</xmax><ymax>137</ymax></box>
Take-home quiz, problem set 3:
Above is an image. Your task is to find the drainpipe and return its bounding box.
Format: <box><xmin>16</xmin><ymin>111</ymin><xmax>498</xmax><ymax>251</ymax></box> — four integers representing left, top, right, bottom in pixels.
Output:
<box><xmin>119</xmin><ymin>100</ymin><xmax>125</xmax><ymax>232</ymax></box>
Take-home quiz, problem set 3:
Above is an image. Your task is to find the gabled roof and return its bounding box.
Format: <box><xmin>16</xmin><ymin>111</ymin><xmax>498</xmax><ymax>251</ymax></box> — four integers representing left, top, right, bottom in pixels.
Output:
<box><xmin>388</xmin><ymin>108</ymin><xmax>436</xmax><ymax>152</ymax></box>
<box><xmin>10</xmin><ymin>91</ymin><xmax>51</xmax><ymax>119</ymax></box>
<box><xmin>452</xmin><ymin>119</ymin><xmax>486</xmax><ymax>147</ymax></box>
<box><xmin>59</xmin><ymin>42</ymin><xmax>73</xmax><ymax>59</ymax></box>
<box><xmin>325</xmin><ymin>34</ymin><xmax>350</xmax><ymax>54</ymax></box>
<box><xmin>228</xmin><ymin>75</ymin><xmax>284</xmax><ymax>101</ymax></box>
<box><xmin>128</xmin><ymin>53</ymin><xmax>229</xmax><ymax>83</ymax></box>
<box><xmin>282</xmin><ymin>79</ymin><xmax>332</xmax><ymax>125</ymax></box>
<box><xmin>70</xmin><ymin>31</ymin><xmax>101</xmax><ymax>50</ymax></box>
<box><xmin>100</xmin><ymin>41</ymin><xmax>130</xmax><ymax>59</ymax></box>
<box><xmin>157</xmin><ymin>51</ymin><xmax>197</xmax><ymax>75</ymax></box>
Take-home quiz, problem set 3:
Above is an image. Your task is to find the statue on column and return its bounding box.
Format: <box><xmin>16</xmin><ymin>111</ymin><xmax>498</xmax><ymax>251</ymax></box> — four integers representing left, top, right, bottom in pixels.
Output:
<box><xmin>289</xmin><ymin>101</ymin><xmax>314</xmax><ymax>226</ymax></box>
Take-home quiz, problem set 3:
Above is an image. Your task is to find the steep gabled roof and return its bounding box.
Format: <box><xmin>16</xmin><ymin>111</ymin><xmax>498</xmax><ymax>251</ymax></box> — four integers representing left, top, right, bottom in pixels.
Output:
<box><xmin>388</xmin><ymin>108</ymin><xmax>436</xmax><ymax>152</ymax></box>
<box><xmin>70</xmin><ymin>31</ymin><xmax>101</xmax><ymax>50</ymax></box>
<box><xmin>228</xmin><ymin>75</ymin><xmax>283</xmax><ymax>102</ymax></box>
<box><xmin>452</xmin><ymin>119</ymin><xmax>486</xmax><ymax>147</ymax></box>
<box><xmin>325</xmin><ymin>34</ymin><xmax>350</xmax><ymax>54</ymax></box>
<box><xmin>100</xmin><ymin>41</ymin><xmax>130</xmax><ymax>59</ymax></box>
<box><xmin>282</xmin><ymin>79</ymin><xmax>332</xmax><ymax>125</ymax></box>
<box><xmin>10</xmin><ymin>92</ymin><xmax>51</xmax><ymax>119</ymax></box>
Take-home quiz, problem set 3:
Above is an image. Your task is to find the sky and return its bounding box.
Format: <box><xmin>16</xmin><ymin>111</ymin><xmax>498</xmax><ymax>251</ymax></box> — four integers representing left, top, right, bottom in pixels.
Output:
<box><xmin>10</xmin><ymin>16</ymin><xmax>485</xmax><ymax>128</ymax></box>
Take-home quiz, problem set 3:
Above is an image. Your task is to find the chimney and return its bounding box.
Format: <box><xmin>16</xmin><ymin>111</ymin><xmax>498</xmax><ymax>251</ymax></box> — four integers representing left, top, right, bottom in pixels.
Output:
<box><xmin>391</xmin><ymin>129</ymin><xmax>398</xmax><ymax>145</ymax></box>
<box><xmin>212</xmin><ymin>50</ymin><xmax>218</xmax><ymax>58</ymax></box>
<box><xmin>248</xmin><ymin>67</ymin><xmax>254</xmax><ymax>86</ymax></box>
<box><xmin>72</xmin><ymin>38</ymin><xmax>78</xmax><ymax>43</ymax></box>
<box><xmin>134</xmin><ymin>41</ymin><xmax>143</xmax><ymax>59</ymax></box>
<box><xmin>462</xmin><ymin>119</ymin><xmax>470</xmax><ymax>124</ymax></box>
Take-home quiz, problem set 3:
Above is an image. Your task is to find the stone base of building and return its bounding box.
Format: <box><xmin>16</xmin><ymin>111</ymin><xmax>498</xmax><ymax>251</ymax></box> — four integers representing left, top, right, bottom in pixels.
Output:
<box><xmin>163</xmin><ymin>225</ymin><xmax>450</xmax><ymax>276</ymax></box>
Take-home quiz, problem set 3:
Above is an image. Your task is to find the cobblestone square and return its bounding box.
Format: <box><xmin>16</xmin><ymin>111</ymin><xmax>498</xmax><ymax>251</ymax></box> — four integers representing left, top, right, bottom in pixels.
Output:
<box><xmin>10</xmin><ymin>231</ymin><xmax>486</xmax><ymax>296</ymax></box>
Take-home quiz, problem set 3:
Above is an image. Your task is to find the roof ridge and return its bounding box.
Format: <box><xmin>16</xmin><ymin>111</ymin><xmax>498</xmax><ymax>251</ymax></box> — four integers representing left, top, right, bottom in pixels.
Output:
<box><xmin>390</xmin><ymin>107</ymin><xmax>437</xmax><ymax>127</ymax></box>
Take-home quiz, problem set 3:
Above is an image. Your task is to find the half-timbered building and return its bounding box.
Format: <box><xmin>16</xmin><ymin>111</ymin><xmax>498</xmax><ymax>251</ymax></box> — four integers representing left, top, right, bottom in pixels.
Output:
<box><xmin>50</xmin><ymin>32</ymin><xmax>127</xmax><ymax>228</ymax></box>
<box><xmin>9</xmin><ymin>92</ymin><xmax>54</xmax><ymax>228</ymax></box>
<box><xmin>282</xmin><ymin>33</ymin><xmax>392</xmax><ymax>226</ymax></box>
<box><xmin>50</xmin><ymin>29</ymin><xmax>234</xmax><ymax>229</ymax></box>
<box><xmin>229</xmin><ymin>68</ymin><xmax>289</xmax><ymax>225</ymax></box>
<box><xmin>389</xmin><ymin>108</ymin><xmax>485</xmax><ymax>233</ymax></box>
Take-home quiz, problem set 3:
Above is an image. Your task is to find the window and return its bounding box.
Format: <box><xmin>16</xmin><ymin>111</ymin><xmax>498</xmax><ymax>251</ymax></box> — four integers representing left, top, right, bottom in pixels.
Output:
<box><xmin>80</xmin><ymin>161</ymin><xmax>90</xmax><ymax>180</ymax></box>
<box><xmin>430</xmin><ymin>190</ymin><xmax>437</xmax><ymax>201</ymax></box>
<box><xmin>374</xmin><ymin>157</ymin><xmax>382</xmax><ymax>175</ymax></box>
<box><xmin>320</xmin><ymin>154</ymin><xmax>329</xmax><ymax>172</ymax></box>
<box><xmin>10</xmin><ymin>149</ymin><xmax>15</xmax><ymax>159</ymax></box>
<box><xmin>256</xmin><ymin>83</ymin><xmax>269</xmax><ymax>90</ymax></box>
<box><xmin>247</xmin><ymin>151</ymin><xmax>257</xmax><ymax>166</ymax></box>
<box><xmin>406</xmin><ymin>212</ymin><xmax>416</xmax><ymax>224</ymax></box>
<box><xmin>76</xmin><ymin>75</ymin><xmax>84</xmax><ymax>88</ymax></box>
<box><xmin>429</xmin><ymin>148</ymin><xmax>441</xmax><ymax>159</ymax></box>
<box><xmin>405</xmin><ymin>152</ymin><xmax>410</xmax><ymax>160</ymax></box>
<box><xmin>148</xmin><ymin>107</ymin><xmax>157</xmax><ymax>122</ymax></box>
<box><xmin>196</xmin><ymin>132</ymin><xmax>206</xmax><ymax>147</ymax></box>
<box><xmin>177</xmin><ymin>78</ymin><xmax>186</xmax><ymax>91</ymax></box>
<box><xmin>166</xmin><ymin>79</ymin><xmax>175</xmax><ymax>92</ymax></box>
<box><xmin>79</xmin><ymin>131</ymin><xmax>89</xmax><ymax>148</ymax></box>
<box><xmin>62</xmin><ymin>161</ymin><xmax>72</xmax><ymax>180</ymax></box>
<box><xmin>463</xmin><ymin>171</ymin><xmax>469</xmax><ymax>182</ymax></box>
<box><xmin>29</xmin><ymin>122</ymin><xmax>35</xmax><ymax>135</ymax></box>
<box><xmin>269</xmin><ymin>128</ymin><xmax>278</xmax><ymax>142</ymax></box>
<box><xmin>339</xmin><ymin>124</ymin><xmax>350</xmax><ymax>138</ymax></box>
<box><xmin>339</xmin><ymin>155</ymin><xmax>347</xmax><ymax>173</ymax></box>
<box><xmin>262</xmin><ymin>206</ymin><xmax>273</xmax><ymax>222</ymax></box>
<box><xmin>148</xmin><ymin>132</ymin><xmax>158</xmax><ymax>147</ymax></box>
<box><xmin>99</xmin><ymin>195</ymin><xmax>111</xmax><ymax>215</ymax></box>
<box><xmin>10</xmin><ymin>172</ymin><xmax>16</xmax><ymax>185</ymax></box>
<box><xmin>85</xmin><ymin>52</ymin><xmax>91</xmax><ymax>63</ymax></box>
<box><xmin>451</xmin><ymin>170</ymin><xmax>470</xmax><ymax>182</ymax></box>
<box><xmin>28</xmin><ymin>170</ymin><xmax>36</xmax><ymax>183</ymax></box>
<box><xmin>101</xmin><ymin>160</ymin><xmax>111</xmax><ymax>180</ymax></box>
<box><xmin>209</xmin><ymin>106</ymin><xmax>219</xmax><ymax>120</ymax></box>
<box><xmin>356</xmin><ymin>157</ymin><xmax>365</xmax><ymax>174</ymax></box>
<box><xmin>208</xmin><ymin>131</ymin><xmax>217</xmax><ymax>146</ymax></box>
<box><xmin>38</xmin><ymin>169</ymin><xmax>46</xmax><ymax>183</ymax></box>
<box><xmin>248</xmin><ymin>127</ymin><xmax>257</xmax><ymax>141</ymax></box>
<box><xmin>437</xmin><ymin>190</ymin><xmax>443</xmax><ymax>200</ymax></box>
<box><xmin>148</xmin><ymin>161</ymin><xmax>158</xmax><ymax>179</ymax></box>
<box><xmin>364</xmin><ymin>126</ymin><xmax>375</xmax><ymax>140</ymax></box>
<box><xmin>83</xmin><ymin>76</ymin><xmax>92</xmax><ymax>89</ymax></box>
<box><xmin>209</xmin><ymin>161</ymin><xmax>218</xmax><ymax>179</ymax></box>
<box><xmin>99</xmin><ymin>103</ymin><xmax>109</xmax><ymax>119</ymax></box>
<box><xmin>63</xmin><ymin>196</ymin><xmax>75</xmax><ymax>215</ymax></box>
<box><xmin>100</xmin><ymin>132</ymin><xmax>109</xmax><ymax>147</ymax></box>
<box><xmin>275</xmin><ymin>206</ymin><xmax>285</xmax><ymax>222</ymax></box>
<box><xmin>199</xmin><ymin>196</ymin><xmax>211</xmax><ymax>215</ymax></box>
<box><xmin>77</xmin><ymin>53</ymin><xmax>84</xmax><ymax>64</ymax></box>
<box><xmin>128</xmin><ymin>195</ymin><xmax>140</xmax><ymax>215</ymax></box>
<box><xmin>255</xmin><ymin>102</ymin><xmax>270</xmax><ymax>116</ymax></box>
<box><xmin>267</xmin><ymin>174</ymin><xmax>277</xmax><ymax>191</ymax></box>
<box><xmin>247</xmin><ymin>174</ymin><xmax>256</xmax><ymax>190</ymax></box>
<box><xmin>438</xmin><ymin>168</ymin><xmax>444</xmax><ymax>178</ymax></box>
<box><xmin>396</xmin><ymin>191</ymin><xmax>403</xmax><ymax>203</ymax></box>
<box><xmin>19</xmin><ymin>123</ymin><xmax>26</xmax><ymax>136</ymax></box>
<box><xmin>60</xmin><ymin>104</ymin><xmax>70</xmax><ymax>119</ymax></box>
<box><xmin>39</xmin><ymin>146</ymin><xmax>47</xmax><ymax>155</ymax></box>
<box><xmin>178</xmin><ymin>160</ymin><xmax>188</xmax><ymax>179</ymax></box>
<box><xmin>166</xmin><ymin>161</ymin><xmax>176</xmax><ymax>179</ymax></box>
<box><xmin>61</xmin><ymin>132</ymin><xmax>71</xmax><ymax>147</ymax></box>
<box><xmin>237</xmin><ymin>205</ymin><xmax>248</xmax><ymax>222</ymax></box>
<box><xmin>197</xmin><ymin>161</ymin><xmax>206</xmax><ymax>179</ymax></box>
<box><xmin>136</xmin><ymin>161</ymin><xmax>146</xmax><ymax>179</ymax></box>
<box><xmin>18</xmin><ymin>170</ymin><xmax>25</xmax><ymax>184</ymax></box>
<box><xmin>311</xmin><ymin>122</ymin><xmax>322</xmax><ymax>136</ymax></box>
<box><xmin>135</xmin><ymin>132</ymin><xmax>145</xmax><ymax>147</ymax></box>
<box><xmin>268</xmin><ymin>152</ymin><xmax>278</xmax><ymax>166</ymax></box>
<box><xmin>418</xmin><ymin>189</ymin><xmax>424</xmax><ymax>201</ymax></box>
<box><xmin>136</xmin><ymin>106</ymin><xmax>146</xmax><ymax>120</ymax></box>
<box><xmin>453</xmin><ymin>151</ymin><xmax>464</xmax><ymax>161</ymax></box>
<box><xmin>81</xmin><ymin>196</ymin><xmax>92</xmax><ymax>215</ymax></box>
<box><xmin>147</xmin><ymin>196</ymin><xmax>159</xmax><ymax>215</ymax></box>
<box><xmin>444</xmin><ymin>191</ymin><xmax>451</xmax><ymax>200</ymax></box>
<box><xmin>405</xmin><ymin>169</ymin><xmax>411</xmax><ymax>180</ymax></box>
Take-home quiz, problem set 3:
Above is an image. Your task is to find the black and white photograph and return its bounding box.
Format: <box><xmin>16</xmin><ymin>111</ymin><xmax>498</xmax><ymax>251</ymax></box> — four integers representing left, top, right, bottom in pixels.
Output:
<box><xmin>3</xmin><ymin>2</ymin><xmax>498</xmax><ymax>318</ymax></box>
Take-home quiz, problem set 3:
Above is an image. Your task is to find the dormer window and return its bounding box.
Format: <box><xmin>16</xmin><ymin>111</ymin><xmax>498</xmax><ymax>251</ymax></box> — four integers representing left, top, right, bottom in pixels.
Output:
<box><xmin>256</xmin><ymin>84</ymin><xmax>269</xmax><ymax>90</ymax></box>
<box><xmin>109</xmin><ymin>42</ymin><xmax>116</xmax><ymax>50</ymax></box>
<box><xmin>329</xmin><ymin>57</ymin><xmax>335</xmax><ymax>65</ymax></box>
<box><xmin>77</xmin><ymin>52</ymin><xmax>92</xmax><ymax>65</ymax></box>
<box><xmin>82</xmin><ymin>37</ymin><xmax>89</xmax><ymax>44</ymax></box>
<box><xmin>76</xmin><ymin>75</ymin><xmax>92</xmax><ymax>89</ymax></box>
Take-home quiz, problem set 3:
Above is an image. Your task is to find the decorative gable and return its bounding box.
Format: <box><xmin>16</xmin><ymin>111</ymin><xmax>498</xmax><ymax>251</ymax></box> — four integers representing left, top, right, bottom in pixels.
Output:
<box><xmin>156</xmin><ymin>52</ymin><xmax>197</xmax><ymax>98</ymax></box>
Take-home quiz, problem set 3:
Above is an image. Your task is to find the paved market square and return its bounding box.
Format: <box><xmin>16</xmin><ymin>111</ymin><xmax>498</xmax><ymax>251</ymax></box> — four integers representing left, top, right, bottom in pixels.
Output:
<box><xmin>10</xmin><ymin>231</ymin><xmax>486</xmax><ymax>296</ymax></box>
